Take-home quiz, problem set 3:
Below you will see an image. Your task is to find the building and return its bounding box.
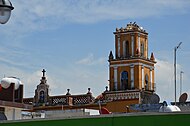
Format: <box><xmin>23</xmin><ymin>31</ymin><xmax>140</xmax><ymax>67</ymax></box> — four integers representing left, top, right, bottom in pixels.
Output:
<box><xmin>109</xmin><ymin>22</ymin><xmax>156</xmax><ymax>91</ymax></box>
<box><xmin>0</xmin><ymin>77</ymin><xmax>32</xmax><ymax>120</ymax></box>
<box><xmin>98</xmin><ymin>22</ymin><xmax>158</xmax><ymax>113</ymax></box>
<box><xmin>23</xmin><ymin>22</ymin><xmax>159</xmax><ymax>115</ymax></box>
<box><xmin>23</xmin><ymin>69</ymin><xmax>97</xmax><ymax>118</ymax></box>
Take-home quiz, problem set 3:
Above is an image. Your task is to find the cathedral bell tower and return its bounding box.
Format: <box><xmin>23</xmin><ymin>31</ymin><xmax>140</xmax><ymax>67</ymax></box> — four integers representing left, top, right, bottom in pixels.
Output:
<box><xmin>34</xmin><ymin>69</ymin><xmax>49</xmax><ymax>106</ymax></box>
<box><xmin>102</xmin><ymin>22</ymin><xmax>157</xmax><ymax>112</ymax></box>
<box><xmin>108</xmin><ymin>22</ymin><xmax>156</xmax><ymax>92</ymax></box>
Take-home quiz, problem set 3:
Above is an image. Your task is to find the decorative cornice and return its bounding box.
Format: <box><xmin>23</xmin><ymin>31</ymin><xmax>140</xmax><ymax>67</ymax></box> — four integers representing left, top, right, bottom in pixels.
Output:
<box><xmin>104</xmin><ymin>92</ymin><xmax>140</xmax><ymax>101</ymax></box>
<box><xmin>114</xmin><ymin>31</ymin><xmax>148</xmax><ymax>36</ymax></box>
<box><xmin>110</xmin><ymin>62</ymin><xmax>154</xmax><ymax>70</ymax></box>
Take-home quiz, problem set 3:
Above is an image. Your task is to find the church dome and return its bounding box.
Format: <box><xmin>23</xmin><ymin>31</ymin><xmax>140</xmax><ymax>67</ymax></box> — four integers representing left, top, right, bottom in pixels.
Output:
<box><xmin>1</xmin><ymin>77</ymin><xmax>22</xmax><ymax>90</ymax></box>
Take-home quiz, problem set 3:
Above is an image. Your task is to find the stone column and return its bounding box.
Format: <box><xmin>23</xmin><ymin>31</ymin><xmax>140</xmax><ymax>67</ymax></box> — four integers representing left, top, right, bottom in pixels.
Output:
<box><xmin>114</xmin><ymin>66</ymin><xmax>118</xmax><ymax>91</ymax></box>
<box><xmin>131</xmin><ymin>34</ymin><xmax>134</xmax><ymax>56</ymax></box>
<box><xmin>130</xmin><ymin>65</ymin><xmax>134</xmax><ymax>89</ymax></box>
<box><xmin>123</xmin><ymin>41</ymin><xmax>126</xmax><ymax>58</ymax></box>
<box><xmin>118</xmin><ymin>36</ymin><xmax>120</xmax><ymax>58</ymax></box>
<box><xmin>138</xmin><ymin>33</ymin><xmax>140</xmax><ymax>53</ymax></box>
<box><xmin>142</xmin><ymin>65</ymin><xmax>144</xmax><ymax>89</ymax></box>
<box><xmin>145</xmin><ymin>37</ymin><xmax>148</xmax><ymax>58</ymax></box>
<box><xmin>150</xmin><ymin>68</ymin><xmax>153</xmax><ymax>90</ymax></box>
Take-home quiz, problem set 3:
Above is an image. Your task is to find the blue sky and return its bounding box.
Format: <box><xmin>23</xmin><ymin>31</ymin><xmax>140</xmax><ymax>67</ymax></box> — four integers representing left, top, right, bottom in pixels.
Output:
<box><xmin>0</xmin><ymin>0</ymin><xmax>190</xmax><ymax>102</ymax></box>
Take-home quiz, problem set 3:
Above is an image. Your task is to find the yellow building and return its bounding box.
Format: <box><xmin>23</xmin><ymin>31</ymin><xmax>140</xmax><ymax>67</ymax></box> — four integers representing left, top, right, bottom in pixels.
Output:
<box><xmin>101</xmin><ymin>22</ymin><xmax>157</xmax><ymax>113</ymax></box>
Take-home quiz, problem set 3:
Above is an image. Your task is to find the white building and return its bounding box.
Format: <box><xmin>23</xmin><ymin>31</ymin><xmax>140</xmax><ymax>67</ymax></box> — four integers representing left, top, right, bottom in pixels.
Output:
<box><xmin>0</xmin><ymin>100</ymin><xmax>32</xmax><ymax>120</ymax></box>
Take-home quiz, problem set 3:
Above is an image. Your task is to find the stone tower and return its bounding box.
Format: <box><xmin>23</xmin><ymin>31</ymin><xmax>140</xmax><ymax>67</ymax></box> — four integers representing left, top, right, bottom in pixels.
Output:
<box><xmin>108</xmin><ymin>22</ymin><xmax>156</xmax><ymax>92</ymax></box>
<box><xmin>101</xmin><ymin>22</ymin><xmax>157</xmax><ymax>112</ymax></box>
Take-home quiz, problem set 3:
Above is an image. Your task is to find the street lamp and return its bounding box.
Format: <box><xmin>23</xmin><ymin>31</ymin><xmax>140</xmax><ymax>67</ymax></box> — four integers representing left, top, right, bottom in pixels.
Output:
<box><xmin>174</xmin><ymin>42</ymin><xmax>182</xmax><ymax>105</ymax></box>
<box><xmin>0</xmin><ymin>0</ymin><xmax>14</xmax><ymax>24</ymax></box>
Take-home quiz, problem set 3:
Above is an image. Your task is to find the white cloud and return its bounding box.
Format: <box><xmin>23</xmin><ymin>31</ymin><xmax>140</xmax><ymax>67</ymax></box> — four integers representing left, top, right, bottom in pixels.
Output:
<box><xmin>155</xmin><ymin>59</ymin><xmax>174</xmax><ymax>101</ymax></box>
<box><xmin>65</xmin><ymin>66</ymin><xmax>107</xmax><ymax>95</ymax></box>
<box><xmin>155</xmin><ymin>58</ymin><xmax>189</xmax><ymax>102</ymax></box>
<box><xmin>39</xmin><ymin>53</ymin><xmax>109</xmax><ymax>96</ymax></box>
<box><xmin>76</xmin><ymin>53</ymin><xmax>106</xmax><ymax>65</ymax></box>
<box><xmin>1</xmin><ymin>0</ymin><xmax>190</xmax><ymax>36</ymax></box>
<box><xmin>0</xmin><ymin>61</ymin><xmax>58</xmax><ymax>97</ymax></box>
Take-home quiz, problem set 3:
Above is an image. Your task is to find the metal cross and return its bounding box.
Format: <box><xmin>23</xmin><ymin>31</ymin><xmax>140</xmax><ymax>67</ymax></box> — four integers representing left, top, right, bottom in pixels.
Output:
<box><xmin>42</xmin><ymin>69</ymin><xmax>46</xmax><ymax>77</ymax></box>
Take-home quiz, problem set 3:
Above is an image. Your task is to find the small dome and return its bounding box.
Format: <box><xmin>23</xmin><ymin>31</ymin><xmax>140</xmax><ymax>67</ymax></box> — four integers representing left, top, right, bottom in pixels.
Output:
<box><xmin>1</xmin><ymin>77</ymin><xmax>22</xmax><ymax>90</ymax></box>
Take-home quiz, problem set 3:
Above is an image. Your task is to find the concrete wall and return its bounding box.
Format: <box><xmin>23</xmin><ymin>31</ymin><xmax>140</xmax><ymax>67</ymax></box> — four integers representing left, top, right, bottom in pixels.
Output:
<box><xmin>4</xmin><ymin>107</ymin><xmax>22</xmax><ymax>120</ymax></box>
<box><xmin>45</xmin><ymin>109</ymin><xmax>89</xmax><ymax>118</ymax></box>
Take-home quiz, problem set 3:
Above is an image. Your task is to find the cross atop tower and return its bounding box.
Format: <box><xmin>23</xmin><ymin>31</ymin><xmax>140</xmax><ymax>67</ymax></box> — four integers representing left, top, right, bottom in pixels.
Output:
<box><xmin>42</xmin><ymin>69</ymin><xmax>46</xmax><ymax>77</ymax></box>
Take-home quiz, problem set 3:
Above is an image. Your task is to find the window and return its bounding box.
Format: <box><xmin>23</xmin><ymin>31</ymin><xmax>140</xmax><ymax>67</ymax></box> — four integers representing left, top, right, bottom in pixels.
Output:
<box><xmin>145</xmin><ymin>74</ymin><xmax>149</xmax><ymax>90</ymax></box>
<box><xmin>39</xmin><ymin>90</ymin><xmax>45</xmax><ymax>103</ymax></box>
<box><xmin>141</xmin><ymin>43</ymin><xmax>144</xmax><ymax>57</ymax></box>
<box><xmin>121</xmin><ymin>71</ymin><xmax>128</xmax><ymax>90</ymax></box>
<box><xmin>125</xmin><ymin>41</ymin><xmax>129</xmax><ymax>58</ymax></box>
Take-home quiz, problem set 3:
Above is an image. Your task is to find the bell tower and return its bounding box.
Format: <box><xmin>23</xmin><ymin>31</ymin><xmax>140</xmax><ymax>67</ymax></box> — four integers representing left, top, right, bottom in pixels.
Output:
<box><xmin>108</xmin><ymin>22</ymin><xmax>156</xmax><ymax>92</ymax></box>
<box><xmin>34</xmin><ymin>69</ymin><xmax>49</xmax><ymax>106</ymax></box>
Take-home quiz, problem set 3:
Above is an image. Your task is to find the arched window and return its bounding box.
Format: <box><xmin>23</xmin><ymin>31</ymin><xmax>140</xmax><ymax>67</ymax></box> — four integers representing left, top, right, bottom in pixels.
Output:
<box><xmin>39</xmin><ymin>90</ymin><xmax>45</xmax><ymax>103</ymax></box>
<box><xmin>141</xmin><ymin>43</ymin><xmax>144</xmax><ymax>57</ymax></box>
<box><xmin>123</xmin><ymin>41</ymin><xmax>129</xmax><ymax>58</ymax></box>
<box><xmin>121</xmin><ymin>71</ymin><xmax>128</xmax><ymax>90</ymax></box>
<box><xmin>125</xmin><ymin>41</ymin><xmax>129</xmax><ymax>58</ymax></box>
<box><xmin>145</xmin><ymin>74</ymin><xmax>149</xmax><ymax>90</ymax></box>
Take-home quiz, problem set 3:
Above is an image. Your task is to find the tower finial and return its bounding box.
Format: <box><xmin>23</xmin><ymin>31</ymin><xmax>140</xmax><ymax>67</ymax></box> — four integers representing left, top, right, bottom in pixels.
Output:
<box><xmin>150</xmin><ymin>52</ymin><xmax>155</xmax><ymax>61</ymax></box>
<box><xmin>87</xmin><ymin>88</ymin><xmax>92</xmax><ymax>94</ymax></box>
<box><xmin>66</xmin><ymin>89</ymin><xmax>71</xmax><ymax>95</ymax></box>
<box><xmin>108</xmin><ymin>51</ymin><xmax>114</xmax><ymax>61</ymax></box>
<box><xmin>42</xmin><ymin>69</ymin><xmax>46</xmax><ymax>77</ymax></box>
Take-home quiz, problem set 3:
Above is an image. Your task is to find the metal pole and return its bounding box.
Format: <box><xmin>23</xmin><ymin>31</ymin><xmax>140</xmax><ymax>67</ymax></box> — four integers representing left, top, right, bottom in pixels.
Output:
<box><xmin>174</xmin><ymin>47</ymin><xmax>177</xmax><ymax>105</ymax></box>
<box><xmin>174</xmin><ymin>42</ymin><xmax>182</xmax><ymax>105</ymax></box>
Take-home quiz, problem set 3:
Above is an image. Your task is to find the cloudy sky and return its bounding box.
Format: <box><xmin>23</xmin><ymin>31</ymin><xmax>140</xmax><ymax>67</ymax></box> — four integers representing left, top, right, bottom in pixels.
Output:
<box><xmin>0</xmin><ymin>0</ymin><xmax>190</xmax><ymax>102</ymax></box>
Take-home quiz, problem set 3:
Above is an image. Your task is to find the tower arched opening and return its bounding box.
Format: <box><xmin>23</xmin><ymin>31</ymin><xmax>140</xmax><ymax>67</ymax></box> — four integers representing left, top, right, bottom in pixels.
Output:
<box><xmin>121</xmin><ymin>71</ymin><xmax>129</xmax><ymax>90</ymax></box>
